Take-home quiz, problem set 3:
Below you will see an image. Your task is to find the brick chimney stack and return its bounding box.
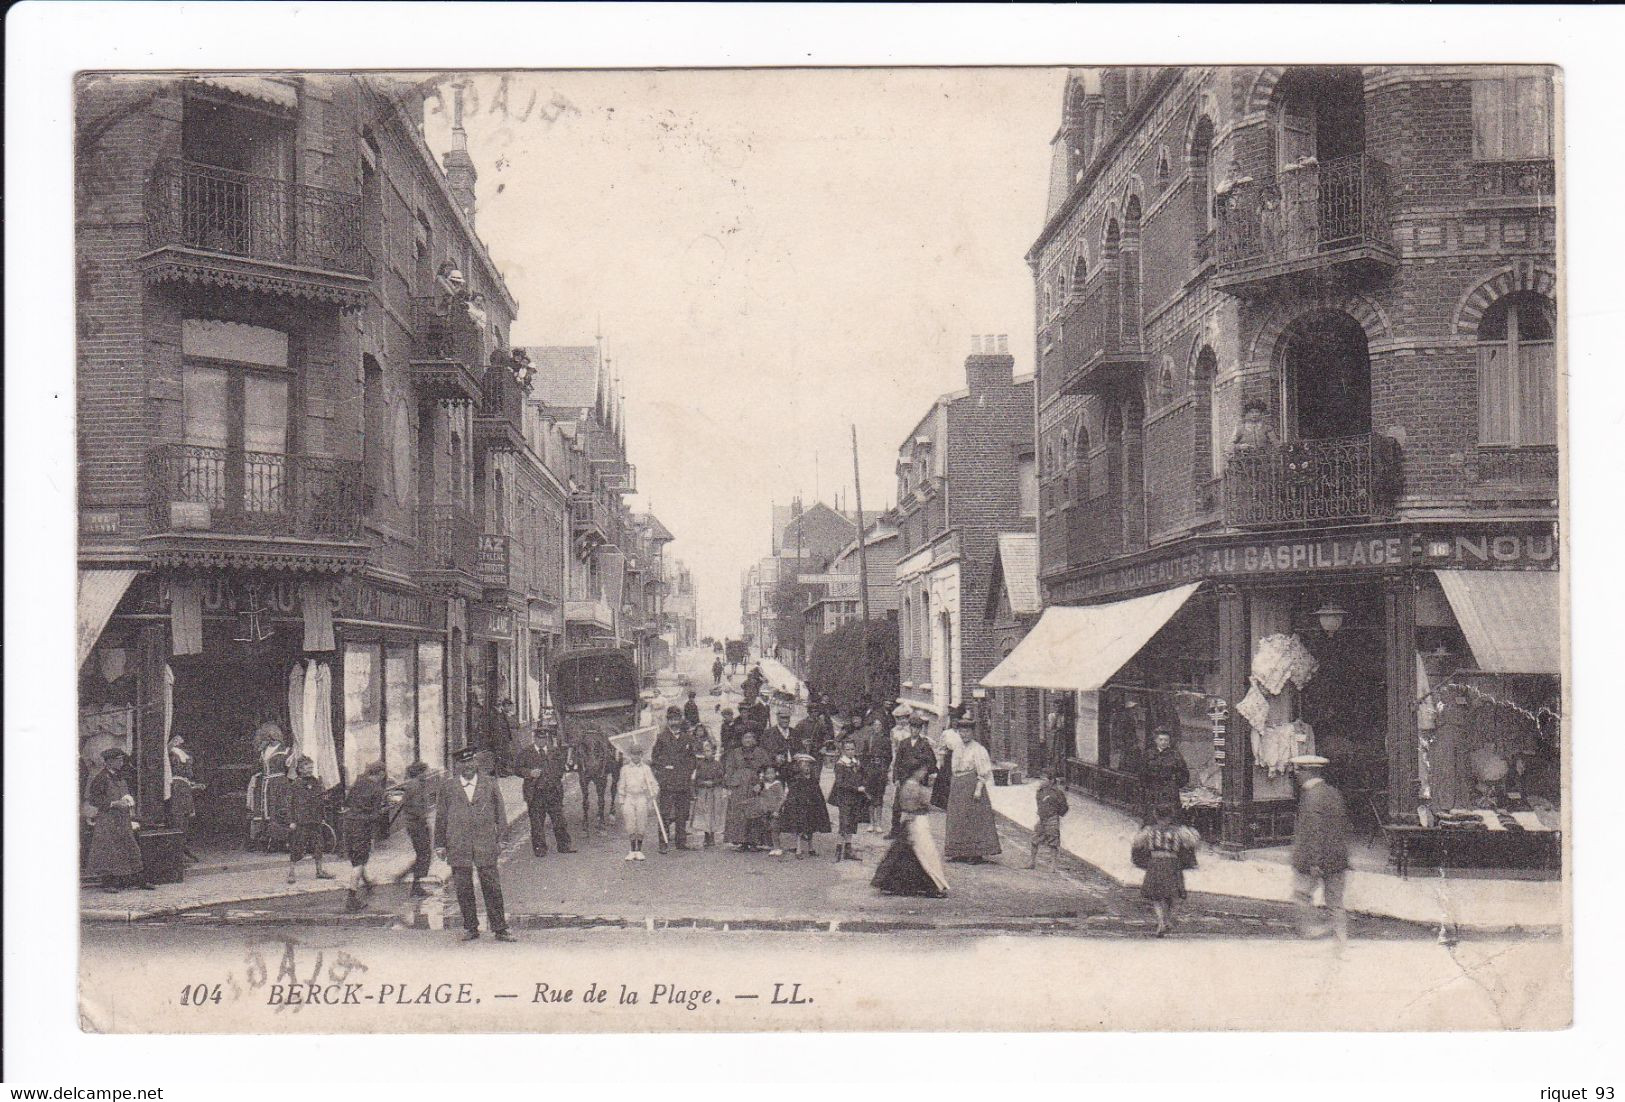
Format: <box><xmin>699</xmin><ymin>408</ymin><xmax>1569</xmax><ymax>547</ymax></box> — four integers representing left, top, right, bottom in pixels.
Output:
<box><xmin>443</xmin><ymin>82</ymin><xmax>478</xmax><ymax>225</ymax></box>
<box><xmin>965</xmin><ymin>333</ymin><xmax>1015</xmax><ymax>394</ymax></box>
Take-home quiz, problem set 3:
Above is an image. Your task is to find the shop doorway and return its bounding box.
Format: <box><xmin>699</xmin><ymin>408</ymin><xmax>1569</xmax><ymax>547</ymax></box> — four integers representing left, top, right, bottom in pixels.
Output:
<box><xmin>1280</xmin><ymin>311</ymin><xmax>1372</xmax><ymax>441</ymax></box>
<box><xmin>169</xmin><ymin>653</ymin><xmax>295</xmax><ymax>844</ymax></box>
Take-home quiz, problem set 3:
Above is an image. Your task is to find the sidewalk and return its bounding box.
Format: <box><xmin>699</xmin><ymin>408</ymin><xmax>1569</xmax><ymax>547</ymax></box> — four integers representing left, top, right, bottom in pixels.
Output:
<box><xmin>756</xmin><ymin>656</ymin><xmax>805</xmax><ymax>699</ymax></box>
<box><xmin>988</xmin><ymin>780</ymin><xmax>1563</xmax><ymax>933</ymax></box>
<box><xmin>81</xmin><ymin>774</ymin><xmax>528</xmax><ymax>922</ymax></box>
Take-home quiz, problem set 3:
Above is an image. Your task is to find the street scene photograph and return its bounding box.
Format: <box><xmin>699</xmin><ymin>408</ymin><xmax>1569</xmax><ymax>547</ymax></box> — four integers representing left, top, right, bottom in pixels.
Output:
<box><xmin>68</xmin><ymin>58</ymin><xmax>1566</xmax><ymax>1035</ymax></box>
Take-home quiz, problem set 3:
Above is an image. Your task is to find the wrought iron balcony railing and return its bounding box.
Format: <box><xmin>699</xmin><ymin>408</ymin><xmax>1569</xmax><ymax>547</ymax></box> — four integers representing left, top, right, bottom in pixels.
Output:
<box><xmin>1058</xmin><ymin>275</ymin><xmax>1145</xmax><ymax>396</ymax></box>
<box><xmin>145</xmin><ymin>159</ymin><xmax>370</xmax><ymax>277</ymax></box>
<box><xmin>1216</xmin><ymin>153</ymin><xmax>1394</xmax><ymax>288</ymax></box>
<box><xmin>147</xmin><ymin>445</ymin><xmax>364</xmax><ymax>541</ymax></box>
<box><xmin>418</xmin><ymin>502</ymin><xmax>479</xmax><ymax>575</ymax></box>
<box><xmin>1222</xmin><ymin>433</ymin><xmax>1401</xmax><ymax>528</ymax></box>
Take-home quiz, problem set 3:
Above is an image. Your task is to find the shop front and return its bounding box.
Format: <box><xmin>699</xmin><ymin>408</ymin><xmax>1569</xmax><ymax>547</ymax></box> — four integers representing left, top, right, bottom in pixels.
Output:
<box><xmin>466</xmin><ymin>602</ymin><xmax>516</xmax><ymax>756</ymax></box>
<box><xmin>991</xmin><ymin>522</ymin><xmax>1561</xmax><ymax>865</ymax></box>
<box><xmin>333</xmin><ymin>576</ymin><xmax>451</xmax><ymax>784</ymax></box>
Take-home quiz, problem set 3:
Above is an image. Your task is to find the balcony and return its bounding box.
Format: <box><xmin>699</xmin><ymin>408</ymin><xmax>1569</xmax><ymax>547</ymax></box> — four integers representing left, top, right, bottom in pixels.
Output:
<box><xmin>145</xmin><ymin>444</ymin><xmax>367</xmax><ymax>570</ymax></box>
<box><xmin>417</xmin><ymin>503</ymin><xmax>479</xmax><ymax>591</ymax></box>
<box><xmin>1057</xmin><ymin>277</ymin><xmax>1146</xmax><ymax>398</ymax></box>
<box><xmin>475</xmin><ymin>358</ymin><xmax>529</xmax><ymax>452</ymax></box>
<box><xmin>475</xmin><ymin>533</ymin><xmax>511</xmax><ymax>590</ymax></box>
<box><xmin>1222</xmin><ymin>434</ymin><xmax>1401</xmax><ymax>528</ymax></box>
<box><xmin>595</xmin><ymin>459</ymin><xmax>637</xmax><ymax>494</ymax></box>
<box><xmin>570</xmin><ymin>493</ymin><xmax>614</xmax><ymax>548</ymax></box>
<box><xmin>564</xmin><ymin>598</ymin><xmax>615</xmax><ymax>630</ymax></box>
<box><xmin>1465</xmin><ymin>159</ymin><xmax>1556</xmax><ymax>204</ymax></box>
<box><xmin>141</xmin><ymin>159</ymin><xmax>371</xmax><ymax>307</ymax></box>
<box><xmin>1214</xmin><ymin>153</ymin><xmax>1397</xmax><ymax>296</ymax></box>
<box><xmin>410</xmin><ymin>298</ymin><xmax>489</xmax><ymax>404</ymax></box>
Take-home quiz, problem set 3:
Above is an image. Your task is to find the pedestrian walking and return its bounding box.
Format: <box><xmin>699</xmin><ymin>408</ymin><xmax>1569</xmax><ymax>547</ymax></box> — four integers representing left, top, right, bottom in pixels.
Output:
<box><xmin>86</xmin><ymin>748</ymin><xmax>152</xmax><ymax>892</ymax></box>
<box><xmin>722</xmin><ymin>732</ymin><xmax>769</xmax><ymax>848</ymax></box>
<box><xmin>1288</xmin><ymin>754</ymin><xmax>1351</xmax><ymax>946</ymax></box>
<box><xmin>712</xmin><ymin>657</ymin><xmax>724</xmax><ymax>690</ymax></box>
<box><xmin>435</xmin><ymin>747</ymin><xmax>514</xmax><ymax>941</ymax></box>
<box><xmin>166</xmin><ymin>734</ymin><xmax>202</xmax><ymax>862</ymax></box>
<box><xmin>944</xmin><ymin>714</ymin><xmax>1000</xmax><ymax>863</ymax></box>
<box><xmin>513</xmin><ymin>726</ymin><xmax>575</xmax><ymax>856</ymax></box>
<box><xmin>1131</xmin><ymin>806</ymin><xmax>1199</xmax><ymax>936</ymax></box>
<box><xmin>891</xmin><ymin>711</ymin><xmax>937</xmax><ymax>838</ymax></box>
<box><xmin>1028</xmin><ymin>768</ymin><xmax>1070</xmax><ymax>872</ymax></box>
<box><xmin>341</xmin><ymin>761</ymin><xmax>388</xmax><ymax>911</ymax></box>
<box><xmin>683</xmin><ymin>690</ymin><xmax>702</xmax><ymax>729</ymax></box>
<box><xmin>777</xmin><ymin>753</ymin><xmax>830</xmax><ymax>858</ymax></box>
<box><xmin>396</xmin><ymin>760</ymin><xmax>433</xmax><ymax>897</ymax></box>
<box><xmin>651</xmin><ymin>706</ymin><xmax>698</xmax><ymax>852</ymax></box>
<box><xmin>829</xmin><ymin>739</ymin><xmax>869</xmax><ymax>862</ymax></box>
<box><xmin>872</xmin><ymin>761</ymin><xmax>949</xmax><ymax>898</ymax></box>
<box><xmin>282</xmin><ymin>756</ymin><xmax>335</xmax><ymax>884</ymax></box>
<box><xmin>689</xmin><ymin>736</ymin><xmax>727</xmax><ymax>847</ymax></box>
<box><xmin>1141</xmin><ymin>727</ymin><xmax>1190</xmax><ymax>823</ymax></box>
<box><xmin>617</xmin><ymin>745</ymin><xmax>660</xmax><ymax>861</ymax></box>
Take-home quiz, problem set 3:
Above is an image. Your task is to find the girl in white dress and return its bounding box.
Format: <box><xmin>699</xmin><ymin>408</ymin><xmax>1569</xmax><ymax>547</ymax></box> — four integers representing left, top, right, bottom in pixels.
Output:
<box><xmin>618</xmin><ymin>746</ymin><xmax>660</xmax><ymax>861</ymax></box>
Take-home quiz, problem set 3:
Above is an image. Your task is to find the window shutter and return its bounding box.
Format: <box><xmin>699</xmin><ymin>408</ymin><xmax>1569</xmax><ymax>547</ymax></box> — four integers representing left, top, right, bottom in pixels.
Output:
<box><xmin>1472</xmin><ymin>79</ymin><xmax>1505</xmax><ymax>160</ymax></box>
<box><xmin>1478</xmin><ymin>343</ymin><xmax>1513</xmax><ymax>445</ymax></box>
<box><xmin>1517</xmin><ymin>339</ymin><xmax>1557</xmax><ymax>446</ymax></box>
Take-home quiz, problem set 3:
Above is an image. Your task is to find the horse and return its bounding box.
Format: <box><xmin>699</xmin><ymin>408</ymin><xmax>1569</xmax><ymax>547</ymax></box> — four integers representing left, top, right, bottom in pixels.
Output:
<box><xmin>564</xmin><ymin>725</ymin><xmax>619</xmax><ymax>833</ymax></box>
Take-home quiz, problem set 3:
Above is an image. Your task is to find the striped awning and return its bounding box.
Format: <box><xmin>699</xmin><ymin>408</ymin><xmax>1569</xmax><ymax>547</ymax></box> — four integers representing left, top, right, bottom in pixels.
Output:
<box><xmin>981</xmin><ymin>582</ymin><xmax>1202</xmax><ymax>692</ymax></box>
<box><xmin>1434</xmin><ymin>570</ymin><xmax>1561</xmax><ymax>675</ymax></box>
<box><xmin>78</xmin><ymin>569</ymin><xmax>138</xmax><ymax>668</ymax></box>
<box><xmin>191</xmin><ymin>75</ymin><xmax>298</xmax><ymax>109</ymax></box>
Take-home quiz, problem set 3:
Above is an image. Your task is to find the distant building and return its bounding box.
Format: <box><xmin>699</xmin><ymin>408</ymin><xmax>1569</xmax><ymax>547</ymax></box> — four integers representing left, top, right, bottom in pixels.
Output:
<box><xmin>984</xmin><ymin>533</ymin><xmax>1043</xmax><ymax>769</ymax></box>
<box><xmin>894</xmin><ymin>336</ymin><xmax>1038</xmax><ymax>731</ymax></box>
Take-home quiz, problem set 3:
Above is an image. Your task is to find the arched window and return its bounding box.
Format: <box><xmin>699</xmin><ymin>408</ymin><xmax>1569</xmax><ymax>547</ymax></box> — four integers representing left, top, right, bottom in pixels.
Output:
<box><xmin>1478</xmin><ymin>292</ymin><xmax>1556</xmax><ymax>446</ymax></box>
<box><xmin>1072</xmin><ymin>251</ymin><xmax>1088</xmax><ymax>291</ymax></box>
<box><xmin>1073</xmin><ymin>416</ymin><xmax>1091</xmax><ymax>501</ymax></box>
<box><xmin>1192</xmin><ymin>346</ymin><xmax>1222</xmax><ymax>483</ymax></box>
<box><xmin>1121</xmin><ymin>197</ymin><xmax>1143</xmax><ymax>340</ymax></box>
<box><xmin>1189</xmin><ymin>116</ymin><xmax>1215</xmax><ymax>238</ymax></box>
<box><xmin>1155</xmin><ymin>148</ymin><xmax>1171</xmax><ymax>192</ymax></box>
<box><xmin>1155</xmin><ymin>357</ymin><xmax>1176</xmax><ymax>406</ymax></box>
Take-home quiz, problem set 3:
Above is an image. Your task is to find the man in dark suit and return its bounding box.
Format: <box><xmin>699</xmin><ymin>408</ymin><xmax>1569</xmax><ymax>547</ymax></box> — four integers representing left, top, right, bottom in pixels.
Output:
<box><xmin>650</xmin><ymin>706</ymin><xmax>698</xmax><ymax>852</ymax></box>
<box><xmin>512</xmin><ymin>726</ymin><xmax>575</xmax><ymax>856</ymax></box>
<box><xmin>435</xmin><ymin>746</ymin><xmax>516</xmax><ymax>942</ymax></box>
<box><xmin>890</xmin><ymin>712</ymin><xmax>938</xmax><ymax>839</ymax></box>
<box><xmin>1289</xmin><ymin>755</ymin><xmax>1350</xmax><ymax>946</ymax></box>
<box><xmin>683</xmin><ymin>690</ymin><xmax>702</xmax><ymax>729</ymax></box>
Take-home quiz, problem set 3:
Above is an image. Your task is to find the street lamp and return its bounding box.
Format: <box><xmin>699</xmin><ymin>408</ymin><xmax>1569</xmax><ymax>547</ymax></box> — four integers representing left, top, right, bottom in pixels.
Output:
<box><xmin>1314</xmin><ymin>601</ymin><xmax>1348</xmax><ymax>636</ymax></box>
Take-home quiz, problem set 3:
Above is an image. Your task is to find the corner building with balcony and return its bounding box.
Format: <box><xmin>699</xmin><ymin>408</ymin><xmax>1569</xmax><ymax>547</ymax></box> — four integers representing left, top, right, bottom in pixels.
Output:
<box><xmin>77</xmin><ymin>73</ymin><xmax>533</xmax><ymax>850</ymax></box>
<box><xmin>995</xmin><ymin>66</ymin><xmax>1561</xmax><ymax>855</ymax></box>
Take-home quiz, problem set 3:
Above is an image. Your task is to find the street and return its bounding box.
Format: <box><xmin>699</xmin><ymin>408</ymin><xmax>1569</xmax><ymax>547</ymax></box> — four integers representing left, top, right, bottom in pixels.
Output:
<box><xmin>155</xmin><ymin>647</ymin><xmax>1426</xmax><ymax>939</ymax></box>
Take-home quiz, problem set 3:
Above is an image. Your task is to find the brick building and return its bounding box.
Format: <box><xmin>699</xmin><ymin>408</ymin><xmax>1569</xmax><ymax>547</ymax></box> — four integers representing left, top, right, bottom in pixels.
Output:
<box><xmin>984</xmin><ymin>532</ymin><xmax>1043</xmax><ymax>769</ymax></box>
<box><xmin>75</xmin><ymin>74</ymin><xmax>566</xmax><ymax>846</ymax></box>
<box><xmin>895</xmin><ymin>336</ymin><xmax>1037</xmax><ymax>731</ymax></box>
<box><xmin>986</xmin><ymin>66</ymin><xmax>1560</xmax><ymax>855</ymax></box>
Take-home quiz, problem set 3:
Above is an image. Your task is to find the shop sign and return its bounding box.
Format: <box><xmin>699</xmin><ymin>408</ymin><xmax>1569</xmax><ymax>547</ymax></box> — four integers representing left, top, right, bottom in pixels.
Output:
<box><xmin>132</xmin><ymin>576</ymin><xmax>303</xmax><ymax>616</ymax></box>
<box><xmin>81</xmin><ymin>509</ymin><xmax>122</xmax><ymax>535</ymax></box>
<box><xmin>1419</xmin><ymin>526</ymin><xmax>1558</xmax><ymax>570</ymax></box>
<box><xmin>1057</xmin><ymin>529</ymin><xmax>1411</xmax><ymax>602</ymax></box>
<box><xmin>476</xmin><ymin>534</ymin><xmax>510</xmax><ymax>586</ymax></box>
<box><xmin>335</xmin><ymin>579</ymin><xmax>443</xmax><ymax>630</ymax></box>
<box><xmin>470</xmin><ymin>605</ymin><xmax>514</xmax><ymax>638</ymax></box>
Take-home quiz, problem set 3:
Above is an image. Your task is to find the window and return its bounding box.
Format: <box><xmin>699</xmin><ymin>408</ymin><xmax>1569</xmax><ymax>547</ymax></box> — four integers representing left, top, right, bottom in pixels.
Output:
<box><xmin>1478</xmin><ymin>293</ymin><xmax>1556</xmax><ymax>446</ymax></box>
<box><xmin>362</xmin><ymin>355</ymin><xmax>386</xmax><ymax>496</ymax></box>
<box><xmin>1472</xmin><ymin>71</ymin><xmax>1554</xmax><ymax>161</ymax></box>
<box><xmin>179</xmin><ymin>320</ymin><xmax>291</xmax><ymax>515</ymax></box>
<box><xmin>1190</xmin><ymin>116</ymin><xmax>1215</xmax><ymax>238</ymax></box>
<box><xmin>1017</xmin><ymin>452</ymin><xmax>1038</xmax><ymax>517</ymax></box>
<box><xmin>1155</xmin><ymin>149</ymin><xmax>1171</xmax><ymax>192</ymax></box>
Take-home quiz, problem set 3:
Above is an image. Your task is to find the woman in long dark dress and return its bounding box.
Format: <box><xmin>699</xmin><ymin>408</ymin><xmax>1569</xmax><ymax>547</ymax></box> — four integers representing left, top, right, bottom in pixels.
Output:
<box><xmin>872</xmin><ymin>763</ymin><xmax>949</xmax><ymax>897</ymax></box>
<box><xmin>722</xmin><ymin>733</ymin><xmax>769</xmax><ymax>848</ymax></box>
<box><xmin>167</xmin><ymin>734</ymin><xmax>201</xmax><ymax>861</ymax></box>
<box><xmin>930</xmin><ymin>725</ymin><xmax>958</xmax><ymax>811</ymax></box>
<box><xmin>87</xmin><ymin>748</ymin><xmax>150</xmax><ymax>892</ymax></box>
<box><xmin>777</xmin><ymin>753</ymin><xmax>831</xmax><ymax>858</ymax></box>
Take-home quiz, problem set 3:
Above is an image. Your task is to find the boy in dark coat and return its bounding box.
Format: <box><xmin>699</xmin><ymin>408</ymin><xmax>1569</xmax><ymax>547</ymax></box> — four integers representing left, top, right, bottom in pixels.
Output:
<box><xmin>282</xmin><ymin>756</ymin><xmax>335</xmax><ymax>884</ymax></box>
<box><xmin>1028</xmin><ymin>768</ymin><xmax>1071</xmax><ymax>872</ymax></box>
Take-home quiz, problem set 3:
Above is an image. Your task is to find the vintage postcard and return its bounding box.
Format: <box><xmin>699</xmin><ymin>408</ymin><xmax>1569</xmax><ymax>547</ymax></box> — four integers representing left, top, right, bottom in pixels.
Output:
<box><xmin>71</xmin><ymin>61</ymin><xmax>1568</xmax><ymax>1035</ymax></box>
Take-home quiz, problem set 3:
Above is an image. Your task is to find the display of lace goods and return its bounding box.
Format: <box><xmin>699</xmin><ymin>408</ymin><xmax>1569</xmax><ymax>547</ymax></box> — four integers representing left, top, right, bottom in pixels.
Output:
<box><xmin>1253</xmin><ymin>718</ymin><xmax>1314</xmax><ymax>777</ymax></box>
<box><xmin>1237</xmin><ymin>681</ymin><xmax>1272</xmax><ymax>733</ymax></box>
<box><xmin>1251</xmin><ymin>633</ymin><xmax>1319</xmax><ymax>695</ymax></box>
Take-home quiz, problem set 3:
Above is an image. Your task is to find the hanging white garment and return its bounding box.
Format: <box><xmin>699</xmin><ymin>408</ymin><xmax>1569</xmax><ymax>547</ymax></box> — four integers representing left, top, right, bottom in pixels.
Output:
<box><xmin>306</xmin><ymin>662</ymin><xmax>341</xmax><ymax>789</ymax></box>
<box><xmin>288</xmin><ymin>663</ymin><xmax>307</xmax><ymax>754</ymax></box>
<box><xmin>161</xmin><ymin>665</ymin><xmax>176</xmax><ymax>798</ymax></box>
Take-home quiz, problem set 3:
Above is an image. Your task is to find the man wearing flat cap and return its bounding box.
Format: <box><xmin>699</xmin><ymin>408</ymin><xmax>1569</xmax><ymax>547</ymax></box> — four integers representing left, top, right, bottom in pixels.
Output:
<box><xmin>1288</xmin><ymin>754</ymin><xmax>1350</xmax><ymax>945</ymax></box>
<box><xmin>436</xmin><ymin>746</ymin><xmax>515</xmax><ymax>941</ymax></box>
<box><xmin>650</xmin><ymin>706</ymin><xmax>699</xmax><ymax>852</ymax></box>
<box><xmin>759</xmin><ymin>705</ymin><xmax>795</xmax><ymax>778</ymax></box>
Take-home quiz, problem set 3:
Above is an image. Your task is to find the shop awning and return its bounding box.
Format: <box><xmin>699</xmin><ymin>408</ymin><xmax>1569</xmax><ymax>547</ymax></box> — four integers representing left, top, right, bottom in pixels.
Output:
<box><xmin>191</xmin><ymin>75</ymin><xmax>298</xmax><ymax>110</ymax></box>
<box><xmin>981</xmin><ymin>582</ymin><xmax>1202</xmax><ymax>691</ymax></box>
<box><xmin>1434</xmin><ymin>570</ymin><xmax>1561</xmax><ymax>674</ymax></box>
<box><xmin>78</xmin><ymin>569</ymin><xmax>138</xmax><ymax>669</ymax></box>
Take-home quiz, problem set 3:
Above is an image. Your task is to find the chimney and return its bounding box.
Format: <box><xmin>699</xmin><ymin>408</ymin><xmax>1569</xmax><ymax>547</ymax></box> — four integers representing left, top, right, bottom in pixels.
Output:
<box><xmin>965</xmin><ymin>333</ymin><xmax>1015</xmax><ymax>394</ymax></box>
<box><xmin>443</xmin><ymin>82</ymin><xmax>478</xmax><ymax>225</ymax></box>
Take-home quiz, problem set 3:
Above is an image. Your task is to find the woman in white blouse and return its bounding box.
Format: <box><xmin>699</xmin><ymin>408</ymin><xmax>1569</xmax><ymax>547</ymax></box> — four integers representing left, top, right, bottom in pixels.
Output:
<box><xmin>943</xmin><ymin>706</ymin><xmax>1001</xmax><ymax>863</ymax></box>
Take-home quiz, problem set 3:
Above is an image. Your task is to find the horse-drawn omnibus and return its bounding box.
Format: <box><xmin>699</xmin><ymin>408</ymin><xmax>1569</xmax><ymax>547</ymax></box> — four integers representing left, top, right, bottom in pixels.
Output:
<box><xmin>548</xmin><ymin>646</ymin><xmax>643</xmax><ymax>831</ymax></box>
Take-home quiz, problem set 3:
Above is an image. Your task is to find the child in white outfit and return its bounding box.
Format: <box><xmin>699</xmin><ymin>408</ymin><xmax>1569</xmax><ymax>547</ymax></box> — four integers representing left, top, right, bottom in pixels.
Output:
<box><xmin>618</xmin><ymin>746</ymin><xmax>660</xmax><ymax>861</ymax></box>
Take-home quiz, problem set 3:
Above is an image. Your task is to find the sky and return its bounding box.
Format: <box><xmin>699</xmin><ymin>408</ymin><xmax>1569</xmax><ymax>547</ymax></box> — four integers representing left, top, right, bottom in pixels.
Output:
<box><xmin>422</xmin><ymin>68</ymin><xmax>1061</xmax><ymax>637</ymax></box>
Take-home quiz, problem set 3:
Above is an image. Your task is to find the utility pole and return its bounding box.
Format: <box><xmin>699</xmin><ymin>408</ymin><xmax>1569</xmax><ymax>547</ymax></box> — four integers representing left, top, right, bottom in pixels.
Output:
<box><xmin>851</xmin><ymin>425</ymin><xmax>873</xmax><ymax>705</ymax></box>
